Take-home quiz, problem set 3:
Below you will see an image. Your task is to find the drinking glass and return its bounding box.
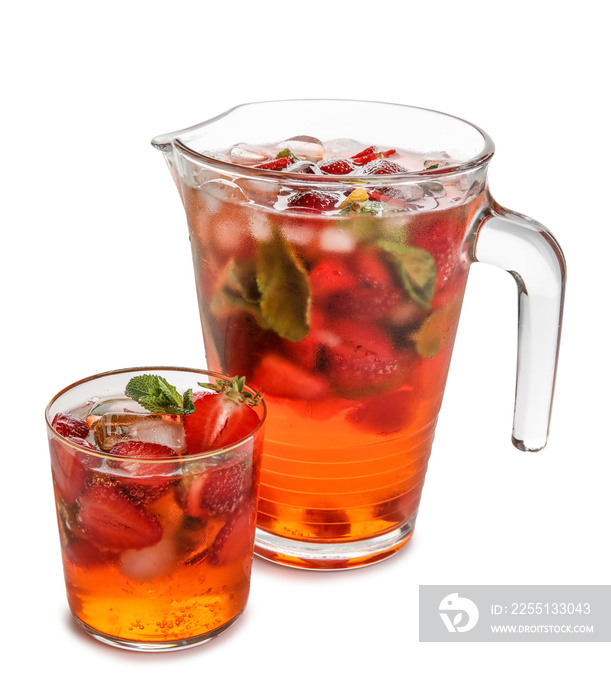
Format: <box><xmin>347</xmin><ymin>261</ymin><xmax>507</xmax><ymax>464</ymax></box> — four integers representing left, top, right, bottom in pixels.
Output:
<box><xmin>46</xmin><ymin>367</ymin><xmax>266</xmax><ymax>650</ymax></box>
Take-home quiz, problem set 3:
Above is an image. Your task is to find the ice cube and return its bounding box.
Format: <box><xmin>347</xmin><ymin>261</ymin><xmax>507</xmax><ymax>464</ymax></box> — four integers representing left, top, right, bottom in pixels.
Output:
<box><xmin>65</xmin><ymin>400</ymin><xmax>97</xmax><ymax>422</ymax></box>
<box><xmin>120</xmin><ymin>535</ymin><xmax>177</xmax><ymax>580</ymax></box>
<box><xmin>422</xmin><ymin>181</ymin><xmax>446</xmax><ymax>198</ymax></box>
<box><xmin>391</xmin><ymin>184</ymin><xmax>426</xmax><ymax>202</ymax></box>
<box><xmin>277</xmin><ymin>135</ymin><xmax>324</xmax><ymax>161</ymax></box>
<box><xmin>201</xmin><ymin>179</ymin><xmax>249</xmax><ymax>211</ymax></box>
<box><xmin>229</xmin><ymin>143</ymin><xmax>275</xmax><ymax>165</ymax></box>
<box><xmin>247</xmin><ymin>210</ymin><xmax>274</xmax><ymax>241</ymax></box>
<box><xmin>93</xmin><ymin>413</ymin><xmax>187</xmax><ymax>454</ymax></box>
<box><xmin>283</xmin><ymin>217</ymin><xmax>315</xmax><ymax>247</ymax></box>
<box><xmin>236</xmin><ymin>177</ymin><xmax>279</xmax><ymax>207</ymax></box>
<box><xmin>286</xmin><ymin>160</ymin><xmax>322</xmax><ymax>175</ymax></box>
<box><xmin>324</xmin><ymin>138</ymin><xmax>363</xmax><ymax>156</ymax></box>
<box><xmin>88</xmin><ymin>397</ymin><xmax>148</xmax><ymax>417</ymax></box>
<box><xmin>443</xmin><ymin>174</ymin><xmax>474</xmax><ymax>201</ymax></box>
<box><xmin>423</xmin><ymin>151</ymin><xmax>454</xmax><ymax>169</ymax></box>
<box><xmin>320</xmin><ymin>225</ymin><xmax>356</xmax><ymax>253</ymax></box>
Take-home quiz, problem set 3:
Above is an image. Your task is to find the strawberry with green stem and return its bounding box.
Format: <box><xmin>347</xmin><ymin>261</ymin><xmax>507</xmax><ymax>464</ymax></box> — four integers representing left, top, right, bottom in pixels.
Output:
<box><xmin>183</xmin><ymin>376</ymin><xmax>263</xmax><ymax>453</ymax></box>
<box><xmin>124</xmin><ymin>373</ymin><xmax>263</xmax><ymax>454</ymax></box>
<box><xmin>255</xmin><ymin>148</ymin><xmax>299</xmax><ymax>171</ymax></box>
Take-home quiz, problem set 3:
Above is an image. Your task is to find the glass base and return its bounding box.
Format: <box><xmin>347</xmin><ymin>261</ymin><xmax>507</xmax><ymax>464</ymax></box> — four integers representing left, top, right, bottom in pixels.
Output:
<box><xmin>73</xmin><ymin>612</ymin><xmax>242</xmax><ymax>652</ymax></box>
<box><xmin>254</xmin><ymin>516</ymin><xmax>416</xmax><ymax>570</ymax></box>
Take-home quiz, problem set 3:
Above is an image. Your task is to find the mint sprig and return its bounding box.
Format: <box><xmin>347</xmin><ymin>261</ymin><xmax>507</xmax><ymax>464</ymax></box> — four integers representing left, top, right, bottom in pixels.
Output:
<box><xmin>125</xmin><ymin>374</ymin><xmax>196</xmax><ymax>415</ymax></box>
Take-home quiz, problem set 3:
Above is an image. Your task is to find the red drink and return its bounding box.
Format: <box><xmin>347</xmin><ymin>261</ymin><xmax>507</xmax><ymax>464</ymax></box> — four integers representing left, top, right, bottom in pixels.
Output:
<box><xmin>46</xmin><ymin>368</ymin><xmax>265</xmax><ymax>650</ymax></box>
<box><xmin>180</xmin><ymin>138</ymin><xmax>488</xmax><ymax>568</ymax></box>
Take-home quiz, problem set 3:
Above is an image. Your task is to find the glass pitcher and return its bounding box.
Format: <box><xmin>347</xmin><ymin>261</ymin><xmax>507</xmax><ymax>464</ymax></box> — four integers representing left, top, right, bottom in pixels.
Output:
<box><xmin>152</xmin><ymin>100</ymin><xmax>565</xmax><ymax>570</ymax></box>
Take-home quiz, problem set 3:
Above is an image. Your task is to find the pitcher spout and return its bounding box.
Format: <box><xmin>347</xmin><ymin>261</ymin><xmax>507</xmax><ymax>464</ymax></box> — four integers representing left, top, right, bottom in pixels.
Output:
<box><xmin>151</xmin><ymin>134</ymin><xmax>174</xmax><ymax>153</ymax></box>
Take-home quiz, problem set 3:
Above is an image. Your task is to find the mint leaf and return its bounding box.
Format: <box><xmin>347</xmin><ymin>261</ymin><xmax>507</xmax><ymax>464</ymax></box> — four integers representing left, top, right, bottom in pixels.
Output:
<box><xmin>276</xmin><ymin>148</ymin><xmax>299</xmax><ymax>162</ymax></box>
<box><xmin>210</xmin><ymin>258</ymin><xmax>269</xmax><ymax>326</ymax></box>
<box><xmin>337</xmin><ymin>200</ymin><xmax>387</xmax><ymax>217</ymax></box>
<box><xmin>209</xmin><ymin>232</ymin><xmax>311</xmax><ymax>342</ymax></box>
<box><xmin>412</xmin><ymin>301</ymin><xmax>461</xmax><ymax>359</ymax></box>
<box><xmin>125</xmin><ymin>375</ymin><xmax>196</xmax><ymax>415</ymax></box>
<box><xmin>256</xmin><ymin>227</ymin><xmax>311</xmax><ymax>342</ymax></box>
<box><xmin>377</xmin><ymin>240</ymin><xmax>437</xmax><ymax>308</ymax></box>
<box><xmin>182</xmin><ymin>388</ymin><xmax>195</xmax><ymax>414</ymax></box>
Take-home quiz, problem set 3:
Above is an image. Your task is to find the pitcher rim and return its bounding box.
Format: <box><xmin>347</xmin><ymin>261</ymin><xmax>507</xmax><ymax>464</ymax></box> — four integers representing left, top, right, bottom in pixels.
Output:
<box><xmin>151</xmin><ymin>98</ymin><xmax>495</xmax><ymax>182</ymax></box>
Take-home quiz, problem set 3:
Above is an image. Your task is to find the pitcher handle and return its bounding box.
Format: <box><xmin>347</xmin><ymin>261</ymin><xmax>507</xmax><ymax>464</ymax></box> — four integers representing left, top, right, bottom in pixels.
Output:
<box><xmin>472</xmin><ymin>201</ymin><xmax>566</xmax><ymax>452</ymax></box>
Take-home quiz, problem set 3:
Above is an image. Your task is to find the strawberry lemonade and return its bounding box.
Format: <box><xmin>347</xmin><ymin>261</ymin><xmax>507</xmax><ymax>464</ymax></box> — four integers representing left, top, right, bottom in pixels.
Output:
<box><xmin>46</xmin><ymin>368</ymin><xmax>265</xmax><ymax>650</ymax></box>
<box><xmin>174</xmin><ymin>134</ymin><xmax>489</xmax><ymax>569</ymax></box>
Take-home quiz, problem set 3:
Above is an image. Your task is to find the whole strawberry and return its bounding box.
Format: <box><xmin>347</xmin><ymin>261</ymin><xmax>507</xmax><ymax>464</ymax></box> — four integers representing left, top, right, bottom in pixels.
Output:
<box><xmin>183</xmin><ymin>376</ymin><xmax>263</xmax><ymax>454</ymax></box>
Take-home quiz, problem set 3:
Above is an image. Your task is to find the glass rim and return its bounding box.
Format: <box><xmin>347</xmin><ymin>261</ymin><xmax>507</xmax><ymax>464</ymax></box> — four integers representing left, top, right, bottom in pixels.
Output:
<box><xmin>152</xmin><ymin>98</ymin><xmax>496</xmax><ymax>182</ymax></box>
<box><xmin>45</xmin><ymin>365</ymin><xmax>267</xmax><ymax>464</ymax></box>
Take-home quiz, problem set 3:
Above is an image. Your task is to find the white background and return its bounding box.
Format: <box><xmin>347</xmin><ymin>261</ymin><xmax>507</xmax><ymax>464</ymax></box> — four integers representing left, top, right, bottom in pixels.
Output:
<box><xmin>3</xmin><ymin>1</ymin><xmax>609</xmax><ymax>697</ymax></box>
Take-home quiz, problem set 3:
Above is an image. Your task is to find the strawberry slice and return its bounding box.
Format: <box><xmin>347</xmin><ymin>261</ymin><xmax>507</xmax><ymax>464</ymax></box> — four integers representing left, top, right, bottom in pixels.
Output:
<box><xmin>362</xmin><ymin>159</ymin><xmax>408</xmax><ymax>175</ymax></box>
<box><xmin>280</xmin><ymin>308</ymin><xmax>332</xmax><ymax>371</ymax></box>
<box><xmin>369</xmin><ymin>188</ymin><xmax>415</xmax><ymax>209</ymax></box>
<box><xmin>64</xmin><ymin>538</ymin><xmax>117</xmax><ymax>568</ymax></box>
<box><xmin>318</xmin><ymin>158</ymin><xmax>357</xmax><ymax>175</ymax></box>
<box><xmin>304</xmin><ymin>507</ymin><xmax>350</xmax><ymax>539</ymax></box>
<box><xmin>374</xmin><ymin>486</ymin><xmax>421</xmax><ymax>522</ymax></box>
<box><xmin>52</xmin><ymin>413</ymin><xmax>90</xmax><ymax>440</ymax></box>
<box><xmin>255</xmin><ymin>156</ymin><xmax>294</xmax><ymax>171</ymax></box>
<box><xmin>185</xmin><ymin>461</ymin><xmax>248</xmax><ymax>517</ymax></box>
<box><xmin>49</xmin><ymin>436</ymin><xmax>98</xmax><ymax>504</ymax></box>
<box><xmin>327</xmin><ymin>321</ymin><xmax>399</xmax><ymax>391</ymax></box>
<box><xmin>351</xmin><ymin>147</ymin><xmax>397</xmax><ymax>165</ymax></box>
<box><xmin>109</xmin><ymin>441</ymin><xmax>177</xmax><ymax>504</ymax></box>
<box><xmin>77</xmin><ymin>484</ymin><xmax>163</xmax><ymax>551</ymax></box>
<box><xmin>208</xmin><ymin>507</ymin><xmax>255</xmax><ymax>567</ymax></box>
<box><xmin>309</xmin><ymin>256</ymin><xmax>355</xmax><ymax>302</ymax></box>
<box><xmin>347</xmin><ymin>387</ymin><xmax>417</xmax><ymax>434</ymax></box>
<box><xmin>410</xmin><ymin>217</ymin><xmax>465</xmax><ymax>294</ymax></box>
<box><xmin>183</xmin><ymin>378</ymin><xmax>261</xmax><ymax>454</ymax></box>
<box><xmin>252</xmin><ymin>354</ymin><xmax>330</xmax><ymax>400</ymax></box>
<box><xmin>222</xmin><ymin>312</ymin><xmax>280</xmax><ymax>380</ymax></box>
<box><xmin>109</xmin><ymin>441</ymin><xmax>176</xmax><ymax>473</ymax></box>
<box><xmin>286</xmin><ymin>190</ymin><xmax>340</xmax><ymax>211</ymax></box>
<box><xmin>326</xmin><ymin>249</ymin><xmax>402</xmax><ymax>321</ymax></box>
